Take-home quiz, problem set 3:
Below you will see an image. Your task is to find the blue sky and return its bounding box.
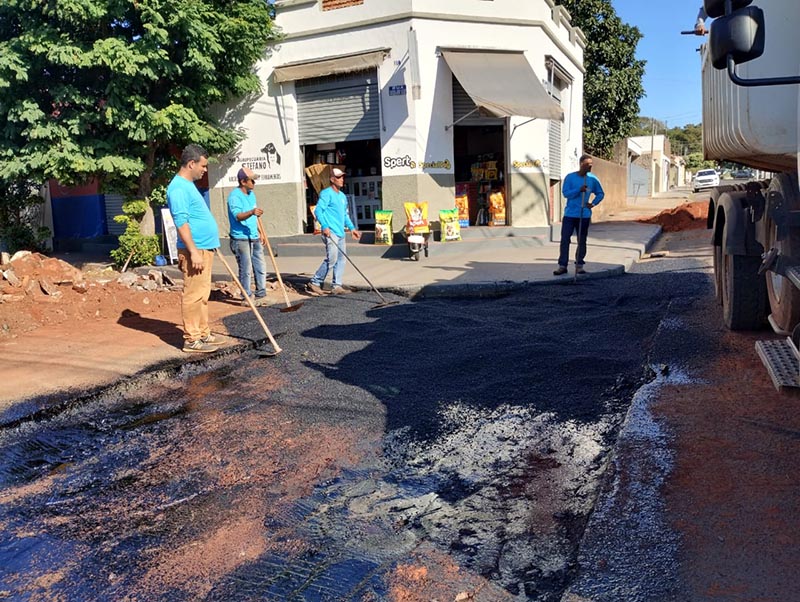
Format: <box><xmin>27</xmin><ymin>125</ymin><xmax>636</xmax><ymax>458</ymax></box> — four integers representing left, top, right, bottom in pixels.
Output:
<box><xmin>611</xmin><ymin>0</ymin><xmax>705</xmax><ymax>127</ymax></box>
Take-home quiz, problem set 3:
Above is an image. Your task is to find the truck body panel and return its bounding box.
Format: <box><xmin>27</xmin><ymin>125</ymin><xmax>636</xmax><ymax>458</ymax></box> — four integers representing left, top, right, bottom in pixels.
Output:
<box><xmin>701</xmin><ymin>0</ymin><xmax>800</xmax><ymax>173</ymax></box>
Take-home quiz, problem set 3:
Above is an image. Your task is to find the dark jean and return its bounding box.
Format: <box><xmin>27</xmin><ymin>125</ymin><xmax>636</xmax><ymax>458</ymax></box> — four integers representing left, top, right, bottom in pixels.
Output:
<box><xmin>557</xmin><ymin>216</ymin><xmax>591</xmax><ymax>267</ymax></box>
<box><xmin>230</xmin><ymin>238</ymin><xmax>267</xmax><ymax>298</ymax></box>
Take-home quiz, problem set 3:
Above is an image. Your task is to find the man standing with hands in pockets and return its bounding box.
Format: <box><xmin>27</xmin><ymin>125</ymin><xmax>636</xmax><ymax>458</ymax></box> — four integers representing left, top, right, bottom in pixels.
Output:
<box><xmin>167</xmin><ymin>144</ymin><xmax>221</xmax><ymax>353</ymax></box>
<box><xmin>306</xmin><ymin>168</ymin><xmax>360</xmax><ymax>295</ymax></box>
<box><xmin>554</xmin><ymin>154</ymin><xmax>604</xmax><ymax>276</ymax></box>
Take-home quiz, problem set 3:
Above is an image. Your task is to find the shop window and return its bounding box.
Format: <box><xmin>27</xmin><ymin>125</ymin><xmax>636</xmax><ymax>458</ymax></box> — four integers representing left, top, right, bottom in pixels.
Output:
<box><xmin>322</xmin><ymin>0</ymin><xmax>363</xmax><ymax>10</ymax></box>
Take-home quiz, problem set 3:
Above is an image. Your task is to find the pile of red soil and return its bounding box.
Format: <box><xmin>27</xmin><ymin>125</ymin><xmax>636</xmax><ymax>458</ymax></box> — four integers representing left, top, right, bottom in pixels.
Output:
<box><xmin>0</xmin><ymin>251</ymin><xmax>180</xmax><ymax>338</ymax></box>
<box><xmin>638</xmin><ymin>201</ymin><xmax>709</xmax><ymax>232</ymax></box>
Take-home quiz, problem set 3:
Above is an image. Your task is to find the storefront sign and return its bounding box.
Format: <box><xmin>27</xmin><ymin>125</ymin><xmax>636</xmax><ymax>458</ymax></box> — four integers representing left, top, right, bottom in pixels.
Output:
<box><xmin>383</xmin><ymin>155</ymin><xmax>452</xmax><ymax>171</ymax></box>
<box><xmin>388</xmin><ymin>85</ymin><xmax>407</xmax><ymax>96</ymax></box>
<box><xmin>227</xmin><ymin>141</ymin><xmax>284</xmax><ymax>184</ymax></box>
<box><xmin>512</xmin><ymin>159</ymin><xmax>543</xmax><ymax>169</ymax></box>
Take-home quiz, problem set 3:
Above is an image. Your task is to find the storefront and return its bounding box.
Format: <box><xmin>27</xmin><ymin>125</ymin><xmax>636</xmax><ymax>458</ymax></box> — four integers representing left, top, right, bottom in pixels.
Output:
<box><xmin>207</xmin><ymin>0</ymin><xmax>585</xmax><ymax>237</ymax></box>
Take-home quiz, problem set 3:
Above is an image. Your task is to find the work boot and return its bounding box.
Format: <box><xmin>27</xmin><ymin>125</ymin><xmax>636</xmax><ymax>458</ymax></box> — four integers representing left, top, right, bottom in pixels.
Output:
<box><xmin>329</xmin><ymin>286</ymin><xmax>351</xmax><ymax>295</ymax></box>
<box><xmin>575</xmin><ymin>266</ymin><xmax>587</xmax><ymax>275</ymax></box>
<box><xmin>553</xmin><ymin>266</ymin><xmax>568</xmax><ymax>276</ymax></box>
<box><xmin>305</xmin><ymin>282</ymin><xmax>326</xmax><ymax>296</ymax></box>
<box><xmin>183</xmin><ymin>339</ymin><xmax>217</xmax><ymax>353</ymax></box>
<box><xmin>254</xmin><ymin>296</ymin><xmax>269</xmax><ymax>307</ymax></box>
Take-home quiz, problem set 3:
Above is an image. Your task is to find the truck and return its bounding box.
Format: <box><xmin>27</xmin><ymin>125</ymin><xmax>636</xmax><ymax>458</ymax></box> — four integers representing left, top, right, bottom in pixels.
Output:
<box><xmin>702</xmin><ymin>0</ymin><xmax>800</xmax><ymax>390</ymax></box>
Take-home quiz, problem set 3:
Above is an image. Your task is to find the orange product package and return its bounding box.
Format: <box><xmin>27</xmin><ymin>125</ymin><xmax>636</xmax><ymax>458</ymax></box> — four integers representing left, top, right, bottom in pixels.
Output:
<box><xmin>309</xmin><ymin>204</ymin><xmax>322</xmax><ymax>234</ymax></box>
<box><xmin>488</xmin><ymin>191</ymin><xmax>506</xmax><ymax>226</ymax></box>
<box><xmin>404</xmin><ymin>202</ymin><xmax>430</xmax><ymax>234</ymax></box>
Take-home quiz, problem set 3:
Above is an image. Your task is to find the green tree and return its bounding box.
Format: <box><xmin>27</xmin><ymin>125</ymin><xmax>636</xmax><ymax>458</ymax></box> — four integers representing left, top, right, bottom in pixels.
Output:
<box><xmin>0</xmin><ymin>180</ymin><xmax>50</xmax><ymax>253</ymax></box>
<box><xmin>555</xmin><ymin>0</ymin><xmax>646</xmax><ymax>158</ymax></box>
<box><xmin>0</xmin><ymin>0</ymin><xmax>279</xmax><ymax>199</ymax></box>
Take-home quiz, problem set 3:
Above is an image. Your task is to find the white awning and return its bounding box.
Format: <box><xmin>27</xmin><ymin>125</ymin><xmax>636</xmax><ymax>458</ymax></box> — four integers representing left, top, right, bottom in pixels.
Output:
<box><xmin>272</xmin><ymin>48</ymin><xmax>389</xmax><ymax>83</ymax></box>
<box><xmin>441</xmin><ymin>50</ymin><xmax>564</xmax><ymax>121</ymax></box>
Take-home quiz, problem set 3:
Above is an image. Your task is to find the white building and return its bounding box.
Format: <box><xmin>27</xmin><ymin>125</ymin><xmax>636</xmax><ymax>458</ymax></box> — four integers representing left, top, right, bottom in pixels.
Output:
<box><xmin>208</xmin><ymin>0</ymin><xmax>586</xmax><ymax>236</ymax></box>
<box><xmin>628</xmin><ymin>134</ymin><xmax>672</xmax><ymax>195</ymax></box>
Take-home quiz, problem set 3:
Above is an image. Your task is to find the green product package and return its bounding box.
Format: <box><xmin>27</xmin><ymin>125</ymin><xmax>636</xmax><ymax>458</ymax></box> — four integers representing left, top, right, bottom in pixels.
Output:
<box><xmin>374</xmin><ymin>210</ymin><xmax>393</xmax><ymax>245</ymax></box>
<box><xmin>439</xmin><ymin>208</ymin><xmax>461</xmax><ymax>242</ymax></box>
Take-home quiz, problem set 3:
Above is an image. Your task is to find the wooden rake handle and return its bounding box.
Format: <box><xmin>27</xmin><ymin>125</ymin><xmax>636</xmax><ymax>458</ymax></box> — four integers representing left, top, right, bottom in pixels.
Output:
<box><xmin>215</xmin><ymin>249</ymin><xmax>282</xmax><ymax>354</ymax></box>
<box><xmin>257</xmin><ymin>217</ymin><xmax>292</xmax><ymax>308</ymax></box>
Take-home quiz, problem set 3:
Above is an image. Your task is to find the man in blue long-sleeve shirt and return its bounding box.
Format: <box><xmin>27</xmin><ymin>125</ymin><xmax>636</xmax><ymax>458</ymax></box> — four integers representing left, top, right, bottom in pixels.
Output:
<box><xmin>554</xmin><ymin>154</ymin><xmax>605</xmax><ymax>276</ymax></box>
<box><xmin>306</xmin><ymin>168</ymin><xmax>360</xmax><ymax>295</ymax></box>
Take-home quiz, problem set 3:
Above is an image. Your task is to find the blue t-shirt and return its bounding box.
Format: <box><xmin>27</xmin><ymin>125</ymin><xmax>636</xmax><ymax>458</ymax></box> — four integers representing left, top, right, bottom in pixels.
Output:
<box><xmin>167</xmin><ymin>174</ymin><xmax>220</xmax><ymax>250</ymax></box>
<box><xmin>314</xmin><ymin>186</ymin><xmax>355</xmax><ymax>238</ymax></box>
<box><xmin>562</xmin><ymin>171</ymin><xmax>605</xmax><ymax>219</ymax></box>
<box><xmin>227</xmin><ymin>187</ymin><xmax>259</xmax><ymax>240</ymax></box>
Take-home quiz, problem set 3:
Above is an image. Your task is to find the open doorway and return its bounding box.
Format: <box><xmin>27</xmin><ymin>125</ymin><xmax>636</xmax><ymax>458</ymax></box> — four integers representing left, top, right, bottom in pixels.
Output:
<box><xmin>453</xmin><ymin>125</ymin><xmax>507</xmax><ymax>226</ymax></box>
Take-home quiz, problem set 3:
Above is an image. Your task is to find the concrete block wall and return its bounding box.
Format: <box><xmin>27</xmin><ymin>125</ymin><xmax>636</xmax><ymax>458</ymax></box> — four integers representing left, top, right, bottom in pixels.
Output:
<box><xmin>587</xmin><ymin>156</ymin><xmax>627</xmax><ymax>218</ymax></box>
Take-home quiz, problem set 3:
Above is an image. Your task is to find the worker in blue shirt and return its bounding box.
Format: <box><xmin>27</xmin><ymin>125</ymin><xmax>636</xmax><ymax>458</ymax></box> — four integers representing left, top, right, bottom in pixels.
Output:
<box><xmin>227</xmin><ymin>166</ymin><xmax>268</xmax><ymax>306</ymax></box>
<box><xmin>167</xmin><ymin>144</ymin><xmax>221</xmax><ymax>353</ymax></box>
<box><xmin>306</xmin><ymin>168</ymin><xmax>360</xmax><ymax>295</ymax></box>
<box><xmin>554</xmin><ymin>154</ymin><xmax>605</xmax><ymax>276</ymax></box>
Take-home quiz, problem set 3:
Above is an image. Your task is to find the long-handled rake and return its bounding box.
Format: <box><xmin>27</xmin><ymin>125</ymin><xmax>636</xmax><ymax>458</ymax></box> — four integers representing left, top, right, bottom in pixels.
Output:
<box><xmin>574</xmin><ymin>176</ymin><xmax>588</xmax><ymax>284</ymax></box>
<box><xmin>257</xmin><ymin>216</ymin><xmax>304</xmax><ymax>313</ymax></box>
<box><xmin>333</xmin><ymin>238</ymin><xmax>399</xmax><ymax>309</ymax></box>
<box><xmin>215</xmin><ymin>249</ymin><xmax>282</xmax><ymax>357</ymax></box>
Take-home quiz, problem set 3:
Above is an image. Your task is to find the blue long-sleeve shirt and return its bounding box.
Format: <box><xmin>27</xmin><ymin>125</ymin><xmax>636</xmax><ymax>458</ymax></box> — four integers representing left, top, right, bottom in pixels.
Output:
<box><xmin>562</xmin><ymin>171</ymin><xmax>605</xmax><ymax>219</ymax></box>
<box><xmin>314</xmin><ymin>186</ymin><xmax>355</xmax><ymax>237</ymax></box>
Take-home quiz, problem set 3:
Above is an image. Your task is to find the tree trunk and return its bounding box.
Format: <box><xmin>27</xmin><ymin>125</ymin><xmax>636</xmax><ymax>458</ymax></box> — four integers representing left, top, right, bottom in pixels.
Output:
<box><xmin>137</xmin><ymin>144</ymin><xmax>158</xmax><ymax>236</ymax></box>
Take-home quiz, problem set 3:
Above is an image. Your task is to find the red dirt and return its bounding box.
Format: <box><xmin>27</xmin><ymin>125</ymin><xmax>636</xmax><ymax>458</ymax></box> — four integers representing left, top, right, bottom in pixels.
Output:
<box><xmin>0</xmin><ymin>252</ymin><xmax>299</xmax><ymax>408</ymax></box>
<box><xmin>656</xmin><ymin>319</ymin><xmax>800</xmax><ymax>599</ymax></box>
<box><xmin>638</xmin><ymin>201</ymin><xmax>709</xmax><ymax>232</ymax></box>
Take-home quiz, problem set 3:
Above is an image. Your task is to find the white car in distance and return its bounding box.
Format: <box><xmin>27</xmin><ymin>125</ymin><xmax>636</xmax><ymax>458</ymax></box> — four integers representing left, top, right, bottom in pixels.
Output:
<box><xmin>692</xmin><ymin>168</ymin><xmax>720</xmax><ymax>193</ymax></box>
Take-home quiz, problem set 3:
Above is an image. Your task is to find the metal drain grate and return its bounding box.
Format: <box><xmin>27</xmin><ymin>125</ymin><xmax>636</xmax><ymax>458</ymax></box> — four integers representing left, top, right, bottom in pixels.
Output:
<box><xmin>756</xmin><ymin>338</ymin><xmax>800</xmax><ymax>391</ymax></box>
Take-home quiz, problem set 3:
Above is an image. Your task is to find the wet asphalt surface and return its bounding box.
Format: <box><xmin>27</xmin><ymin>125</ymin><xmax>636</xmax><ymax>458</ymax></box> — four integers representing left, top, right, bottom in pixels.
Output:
<box><xmin>0</xmin><ymin>251</ymin><xmax>713</xmax><ymax>601</ymax></box>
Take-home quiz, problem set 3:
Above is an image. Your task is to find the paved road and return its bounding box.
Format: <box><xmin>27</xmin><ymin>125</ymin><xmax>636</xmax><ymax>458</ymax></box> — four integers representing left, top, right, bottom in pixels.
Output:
<box><xmin>0</xmin><ymin>228</ymin><xmax>715</xmax><ymax>601</ymax></box>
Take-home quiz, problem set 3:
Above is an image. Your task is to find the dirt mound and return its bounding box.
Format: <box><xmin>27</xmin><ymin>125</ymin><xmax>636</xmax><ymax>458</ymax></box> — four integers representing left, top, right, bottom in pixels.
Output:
<box><xmin>638</xmin><ymin>201</ymin><xmax>709</xmax><ymax>232</ymax></box>
<box><xmin>0</xmin><ymin>251</ymin><xmax>181</xmax><ymax>339</ymax></box>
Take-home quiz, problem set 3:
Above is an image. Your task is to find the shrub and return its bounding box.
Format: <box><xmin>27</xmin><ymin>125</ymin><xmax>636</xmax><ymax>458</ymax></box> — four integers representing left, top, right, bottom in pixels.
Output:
<box><xmin>110</xmin><ymin>197</ymin><xmax>162</xmax><ymax>269</ymax></box>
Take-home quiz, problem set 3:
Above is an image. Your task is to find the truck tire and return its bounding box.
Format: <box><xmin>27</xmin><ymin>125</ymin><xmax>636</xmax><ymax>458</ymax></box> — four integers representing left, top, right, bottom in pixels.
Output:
<box><xmin>713</xmin><ymin>243</ymin><xmax>724</xmax><ymax>305</ymax></box>
<box><xmin>722</xmin><ymin>252</ymin><xmax>768</xmax><ymax>330</ymax></box>
<box><xmin>765</xmin><ymin>174</ymin><xmax>800</xmax><ymax>332</ymax></box>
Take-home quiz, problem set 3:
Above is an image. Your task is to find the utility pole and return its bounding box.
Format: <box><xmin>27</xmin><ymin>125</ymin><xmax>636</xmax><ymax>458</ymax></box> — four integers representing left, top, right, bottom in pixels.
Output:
<box><xmin>651</xmin><ymin>117</ymin><xmax>656</xmax><ymax>196</ymax></box>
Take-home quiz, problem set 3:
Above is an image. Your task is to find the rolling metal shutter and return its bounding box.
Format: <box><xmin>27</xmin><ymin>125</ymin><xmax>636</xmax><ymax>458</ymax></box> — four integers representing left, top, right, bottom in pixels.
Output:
<box><xmin>103</xmin><ymin>192</ymin><xmax>126</xmax><ymax>235</ymax></box>
<box><xmin>296</xmin><ymin>71</ymin><xmax>380</xmax><ymax>145</ymax></box>
<box><xmin>452</xmin><ymin>77</ymin><xmax>503</xmax><ymax>126</ymax></box>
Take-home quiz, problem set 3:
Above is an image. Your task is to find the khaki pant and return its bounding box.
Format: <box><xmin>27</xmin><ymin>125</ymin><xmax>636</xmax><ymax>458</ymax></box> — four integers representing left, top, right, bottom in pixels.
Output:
<box><xmin>177</xmin><ymin>248</ymin><xmax>215</xmax><ymax>342</ymax></box>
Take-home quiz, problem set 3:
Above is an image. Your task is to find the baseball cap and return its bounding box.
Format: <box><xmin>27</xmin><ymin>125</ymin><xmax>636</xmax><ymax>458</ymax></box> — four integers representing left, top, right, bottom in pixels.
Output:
<box><xmin>331</xmin><ymin>168</ymin><xmax>345</xmax><ymax>178</ymax></box>
<box><xmin>236</xmin><ymin>168</ymin><xmax>249</xmax><ymax>182</ymax></box>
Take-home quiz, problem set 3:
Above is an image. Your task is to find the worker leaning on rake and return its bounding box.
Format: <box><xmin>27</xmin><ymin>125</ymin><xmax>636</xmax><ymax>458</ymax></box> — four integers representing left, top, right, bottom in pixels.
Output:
<box><xmin>554</xmin><ymin>154</ymin><xmax>605</xmax><ymax>276</ymax></box>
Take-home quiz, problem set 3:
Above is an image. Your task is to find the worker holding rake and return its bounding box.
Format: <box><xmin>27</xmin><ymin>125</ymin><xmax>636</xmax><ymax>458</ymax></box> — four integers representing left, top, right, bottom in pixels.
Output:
<box><xmin>554</xmin><ymin>154</ymin><xmax>605</xmax><ymax>276</ymax></box>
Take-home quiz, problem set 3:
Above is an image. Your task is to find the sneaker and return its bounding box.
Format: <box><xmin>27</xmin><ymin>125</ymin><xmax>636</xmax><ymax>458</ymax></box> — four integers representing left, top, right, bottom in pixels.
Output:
<box><xmin>576</xmin><ymin>266</ymin><xmax>587</xmax><ymax>275</ymax></box>
<box><xmin>183</xmin><ymin>339</ymin><xmax>217</xmax><ymax>353</ymax></box>
<box><xmin>305</xmin><ymin>282</ymin><xmax>326</xmax><ymax>296</ymax></box>
<box><xmin>200</xmin><ymin>333</ymin><xmax>221</xmax><ymax>345</ymax></box>
<box><xmin>553</xmin><ymin>266</ymin><xmax>568</xmax><ymax>276</ymax></box>
<box><xmin>329</xmin><ymin>286</ymin><xmax>351</xmax><ymax>295</ymax></box>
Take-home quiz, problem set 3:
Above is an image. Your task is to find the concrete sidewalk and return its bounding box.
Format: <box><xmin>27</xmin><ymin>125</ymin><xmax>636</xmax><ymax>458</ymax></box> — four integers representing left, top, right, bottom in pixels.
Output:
<box><xmin>169</xmin><ymin>194</ymin><xmax>681</xmax><ymax>298</ymax></box>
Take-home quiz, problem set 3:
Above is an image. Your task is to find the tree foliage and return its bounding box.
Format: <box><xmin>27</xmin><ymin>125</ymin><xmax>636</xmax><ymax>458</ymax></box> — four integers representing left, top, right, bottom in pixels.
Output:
<box><xmin>0</xmin><ymin>180</ymin><xmax>50</xmax><ymax>253</ymax></box>
<box><xmin>555</xmin><ymin>0</ymin><xmax>646</xmax><ymax>159</ymax></box>
<box><xmin>0</xmin><ymin>0</ymin><xmax>279</xmax><ymax>198</ymax></box>
<box><xmin>630</xmin><ymin>118</ymin><xmax>705</xmax><ymax>157</ymax></box>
